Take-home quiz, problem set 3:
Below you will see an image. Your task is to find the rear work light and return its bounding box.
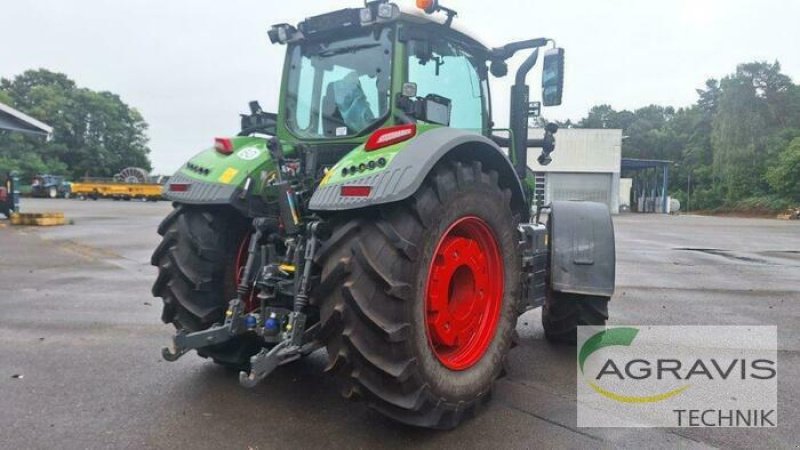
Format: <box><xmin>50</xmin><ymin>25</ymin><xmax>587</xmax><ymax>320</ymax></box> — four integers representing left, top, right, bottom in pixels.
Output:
<box><xmin>169</xmin><ymin>183</ymin><xmax>190</xmax><ymax>192</ymax></box>
<box><xmin>215</xmin><ymin>137</ymin><xmax>234</xmax><ymax>155</ymax></box>
<box><xmin>340</xmin><ymin>185</ymin><xmax>372</xmax><ymax>197</ymax></box>
<box><xmin>365</xmin><ymin>124</ymin><xmax>416</xmax><ymax>152</ymax></box>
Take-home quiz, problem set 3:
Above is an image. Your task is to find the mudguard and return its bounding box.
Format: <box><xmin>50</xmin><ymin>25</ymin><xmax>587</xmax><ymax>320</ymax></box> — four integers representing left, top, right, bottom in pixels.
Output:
<box><xmin>549</xmin><ymin>200</ymin><xmax>615</xmax><ymax>297</ymax></box>
<box><xmin>164</xmin><ymin>171</ymin><xmax>241</xmax><ymax>204</ymax></box>
<box><xmin>162</xmin><ymin>136</ymin><xmax>274</xmax><ymax>213</ymax></box>
<box><xmin>309</xmin><ymin>127</ymin><xmax>527</xmax><ymax>217</ymax></box>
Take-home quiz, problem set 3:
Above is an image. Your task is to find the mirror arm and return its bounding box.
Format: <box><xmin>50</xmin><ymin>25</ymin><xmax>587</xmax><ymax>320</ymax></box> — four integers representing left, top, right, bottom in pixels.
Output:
<box><xmin>491</xmin><ymin>38</ymin><xmax>549</xmax><ymax>60</ymax></box>
<box><xmin>489</xmin><ymin>134</ymin><xmax>553</xmax><ymax>150</ymax></box>
<box><xmin>395</xmin><ymin>95</ymin><xmax>420</xmax><ymax>121</ymax></box>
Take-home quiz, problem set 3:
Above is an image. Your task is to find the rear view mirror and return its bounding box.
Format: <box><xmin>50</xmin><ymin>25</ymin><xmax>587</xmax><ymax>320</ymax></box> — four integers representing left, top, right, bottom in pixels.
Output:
<box><xmin>423</xmin><ymin>94</ymin><xmax>451</xmax><ymax>126</ymax></box>
<box><xmin>541</xmin><ymin>48</ymin><xmax>565</xmax><ymax>106</ymax></box>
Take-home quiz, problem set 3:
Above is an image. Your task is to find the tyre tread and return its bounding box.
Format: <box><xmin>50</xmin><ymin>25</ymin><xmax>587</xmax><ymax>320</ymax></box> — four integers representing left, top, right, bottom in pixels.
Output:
<box><xmin>316</xmin><ymin>159</ymin><xmax>516</xmax><ymax>429</ymax></box>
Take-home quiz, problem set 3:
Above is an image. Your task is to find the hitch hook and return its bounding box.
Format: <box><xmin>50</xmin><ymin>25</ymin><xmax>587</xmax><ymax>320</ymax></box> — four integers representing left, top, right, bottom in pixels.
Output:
<box><xmin>161</xmin><ymin>332</ymin><xmax>190</xmax><ymax>361</ymax></box>
<box><xmin>239</xmin><ymin>341</ymin><xmax>292</xmax><ymax>388</ymax></box>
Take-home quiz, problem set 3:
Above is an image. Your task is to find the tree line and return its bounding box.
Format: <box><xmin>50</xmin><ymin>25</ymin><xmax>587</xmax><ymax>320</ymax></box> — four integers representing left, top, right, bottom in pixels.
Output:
<box><xmin>0</xmin><ymin>69</ymin><xmax>152</xmax><ymax>181</ymax></box>
<box><xmin>3</xmin><ymin>63</ymin><xmax>799</xmax><ymax>211</ymax></box>
<box><xmin>562</xmin><ymin>61</ymin><xmax>800</xmax><ymax>211</ymax></box>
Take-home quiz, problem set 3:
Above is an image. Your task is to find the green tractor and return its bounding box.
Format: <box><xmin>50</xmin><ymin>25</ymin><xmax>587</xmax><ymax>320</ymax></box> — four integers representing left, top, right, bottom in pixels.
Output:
<box><xmin>153</xmin><ymin>0</ymin><xmax>615</xmax><ymax>429</ymax></box>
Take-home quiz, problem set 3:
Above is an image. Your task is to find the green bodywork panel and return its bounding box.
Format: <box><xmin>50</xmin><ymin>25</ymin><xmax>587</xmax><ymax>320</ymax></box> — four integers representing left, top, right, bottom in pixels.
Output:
<box><xmin>320</xmin><ymin>123</ymin><xmax>441</xmax><ymax>186</ymax></box>
<box><xmin>177</xmin><ymin>137</ymin><xmax>273</xmax><ymax>187</ymax></box>
<box><xmin>177</xmin><ymin>123</ymin><xmax>444</xmax><ymax>196</ymax></box>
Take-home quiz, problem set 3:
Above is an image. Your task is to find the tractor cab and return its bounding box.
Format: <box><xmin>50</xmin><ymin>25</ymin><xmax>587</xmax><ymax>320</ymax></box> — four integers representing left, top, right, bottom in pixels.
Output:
<box><xmin>248</xmin><ymin>0</ymin><xmax>565</xmax><ymax>179</ymax></box>
<box><xmin>269</xmin><ymin>2</ymin><xmax>492</xmax><ymax>140</ymax></box>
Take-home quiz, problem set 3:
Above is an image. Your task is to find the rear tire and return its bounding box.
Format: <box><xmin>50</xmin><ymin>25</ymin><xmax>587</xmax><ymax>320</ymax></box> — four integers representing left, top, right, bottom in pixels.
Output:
<box><xmin>314</xmin><ymin>160</ymin><xmax>521</xmax><ymax>429</ymax></box>
<box><xmin>151</xmin><ymin>205</ymin><xmax>259</xmax><ymax>369</ymax></box>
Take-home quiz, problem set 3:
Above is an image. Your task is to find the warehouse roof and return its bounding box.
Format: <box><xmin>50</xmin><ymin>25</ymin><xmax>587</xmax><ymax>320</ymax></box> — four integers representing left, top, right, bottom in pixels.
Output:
<box><xmin>0</xmin><ymin>102</ymin><xmax>53</xmax><ymax>138</ymax></box>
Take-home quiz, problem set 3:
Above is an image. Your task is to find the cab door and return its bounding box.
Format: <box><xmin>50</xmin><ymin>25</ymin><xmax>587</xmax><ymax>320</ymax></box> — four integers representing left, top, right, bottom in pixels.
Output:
<box><xmin>405</xmin><ymin>37</ymin><xmax>487</xmax><ymax>132</ymax></box>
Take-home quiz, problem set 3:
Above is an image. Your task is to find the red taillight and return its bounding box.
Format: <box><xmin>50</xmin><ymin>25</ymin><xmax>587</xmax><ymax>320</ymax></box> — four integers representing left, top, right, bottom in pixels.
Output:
<box><xmin>365</xmin><ymin>124</ymin><xmax>416</xmax><ymax>152</ymax></box>
<box><xmin>169</xmin><ymin>183</ymin><xmax>190</xmax><ymax>192</ymax></box>
<box><xmin>215</xmin><ymin>137</ymin><xmax>233</xmax><ymax>155</ymax></box>
<box><xmin>340</xmin><ymin>185</ymin><xmax>372</xmax><ymax>197</ymax></box>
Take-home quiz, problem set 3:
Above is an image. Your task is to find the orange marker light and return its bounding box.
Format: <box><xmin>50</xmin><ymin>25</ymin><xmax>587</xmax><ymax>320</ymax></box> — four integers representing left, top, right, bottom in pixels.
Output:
<box><xmin>416</xmin><ymin>0</ymin><xmax>436</xmax><ymax>13</ymax></box>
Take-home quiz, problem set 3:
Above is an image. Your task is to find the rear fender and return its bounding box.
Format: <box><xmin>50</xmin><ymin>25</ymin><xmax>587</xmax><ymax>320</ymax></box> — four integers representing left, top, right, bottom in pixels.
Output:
<box><xmin>549</xmin><ymin>200</ymin><xmax>615</xmax><ymax>297</ymax></box>
<box><xmin>309</xmin><ymin>127</ymin><xmax>528</xmax><ymax>218</ymax></box>
<box><xmin>164</xmin><ymin>136</ymin><xmax>273</xmax><ymax>207</ymax></box>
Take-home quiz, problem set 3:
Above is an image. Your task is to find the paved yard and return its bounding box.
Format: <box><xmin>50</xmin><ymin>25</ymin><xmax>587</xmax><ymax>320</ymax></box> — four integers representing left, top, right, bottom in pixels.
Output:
<box><xmin>1</xmin><ymin>199</ymin><xmax>798</xmax><ymax>448</ymax></box>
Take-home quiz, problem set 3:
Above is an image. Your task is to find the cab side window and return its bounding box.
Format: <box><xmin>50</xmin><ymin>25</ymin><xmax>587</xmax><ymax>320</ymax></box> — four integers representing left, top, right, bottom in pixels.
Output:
<box><xmin>407</xmin><ymin>40</ymin><xmax>485</xmax><ymax>131</ymax></box>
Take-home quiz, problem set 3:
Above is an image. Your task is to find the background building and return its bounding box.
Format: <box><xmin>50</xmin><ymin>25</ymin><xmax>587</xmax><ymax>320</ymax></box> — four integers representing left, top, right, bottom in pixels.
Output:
<box><xmin>528</xmin><ymin>128</ymin><xmax>622</xmax><ymax>214</ymax></box>
<box><xmin>0</xmin><ymin>102</ymin><xmax>53</xmax><ymax>138</ymax></box>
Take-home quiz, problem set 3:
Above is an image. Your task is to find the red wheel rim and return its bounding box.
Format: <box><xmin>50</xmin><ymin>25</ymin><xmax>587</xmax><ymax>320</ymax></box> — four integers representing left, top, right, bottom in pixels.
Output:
<box><xmin>425</xmin><ymin>216</ymin><xmax>504</xmax><ymax>370</ymax></box>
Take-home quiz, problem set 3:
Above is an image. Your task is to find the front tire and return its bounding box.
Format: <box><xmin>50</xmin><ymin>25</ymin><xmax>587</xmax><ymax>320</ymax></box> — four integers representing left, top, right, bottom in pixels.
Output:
<box><xmin>151</xmin><ymin>205</ymin><xmax>259</xmax><ymax>368</ymax></box>
<box><xmin>314</xmin><ymin>160</ymin><xmax>521</xmax><ymax>429</ymax></box>
<box><xmin>542</xmin><ymin>292</ymin><xmax>609</xmax><ymax>345</ymax></box>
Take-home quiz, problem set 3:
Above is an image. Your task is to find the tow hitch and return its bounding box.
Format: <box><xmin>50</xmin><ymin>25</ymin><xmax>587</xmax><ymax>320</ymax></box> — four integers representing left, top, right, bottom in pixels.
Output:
<box><xmin>161</xmin><ymin>219</ymin><xmax>322</xmax><ymax>388</ymax></box>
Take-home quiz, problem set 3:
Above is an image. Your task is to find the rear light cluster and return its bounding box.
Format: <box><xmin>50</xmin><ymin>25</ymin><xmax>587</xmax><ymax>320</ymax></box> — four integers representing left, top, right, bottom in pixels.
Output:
<box><xmin>365</xmin><ymin>124</ymin><xmax>416</xmax><ymax>151</ymax></box>
<box><xmin>169</xmin><ymin>183</ymin><xmax>190</xmax><ymax>192</ymax></box>
<box><xmin>336</xmin><ymin>125</ymin><xmax>416</xmax><ymax>198</ymax></box>
<box><xmin>215</xmin><ymin>137</ymin><xmax>234</xmax><ymax>155</ymax></box>
<box><xmin>340</xmin><ymin>185</ymin><xmax>372</xmax><ymax>197</ymax></box>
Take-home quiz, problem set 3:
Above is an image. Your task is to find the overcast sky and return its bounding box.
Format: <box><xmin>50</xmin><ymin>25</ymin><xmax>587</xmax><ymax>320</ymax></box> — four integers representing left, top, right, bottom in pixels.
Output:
<box><xmin>2</xmin><ymin>0</ymin><xmax>799</xmax><ymax>174</ymax></box>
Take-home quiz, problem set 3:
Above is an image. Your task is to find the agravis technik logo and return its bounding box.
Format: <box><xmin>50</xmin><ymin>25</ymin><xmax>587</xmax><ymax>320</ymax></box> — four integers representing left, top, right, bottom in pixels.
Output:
<box><xmin>577</xmin><ymin>326</ymin><xmax>777</xmax><ymax>427</ymax></box>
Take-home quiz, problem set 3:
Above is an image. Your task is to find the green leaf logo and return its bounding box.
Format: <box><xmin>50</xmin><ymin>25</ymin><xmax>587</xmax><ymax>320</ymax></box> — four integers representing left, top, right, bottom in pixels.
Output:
<box><xmin>579</xmin><ymin>327</ymin><xmax>690</xmax><ymax>403</ymax></box>
<box><xmin>579</xmin><ymin>327</ymin><xmax>639</xmax><ymax>373</ymax></box>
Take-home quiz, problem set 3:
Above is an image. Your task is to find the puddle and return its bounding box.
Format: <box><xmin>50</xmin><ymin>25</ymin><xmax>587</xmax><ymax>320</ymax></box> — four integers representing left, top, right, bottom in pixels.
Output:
<box><xmin>674</xmin><ymin>247</ymin><xmax>770</xmax><ymax>264</ymax></box>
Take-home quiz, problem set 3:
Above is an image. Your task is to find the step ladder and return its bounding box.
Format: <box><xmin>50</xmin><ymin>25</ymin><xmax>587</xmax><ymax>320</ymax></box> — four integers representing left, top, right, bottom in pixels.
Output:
<box><xmin>533</xmin><ymin>172</ymin><xmax>546</xmax><ymax>207</ymax></box>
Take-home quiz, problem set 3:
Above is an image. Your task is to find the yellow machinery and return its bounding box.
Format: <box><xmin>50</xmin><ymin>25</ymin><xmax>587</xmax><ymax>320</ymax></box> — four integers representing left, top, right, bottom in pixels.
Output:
<box><xmin>70</xmin><ymin>167</ymin><xmax>164</xmax><ymax>201</ymax></box>
<box><xmin>70</xmin><ymin>181</ymin><xmax>163</xmax><ymax>201</ymax></box>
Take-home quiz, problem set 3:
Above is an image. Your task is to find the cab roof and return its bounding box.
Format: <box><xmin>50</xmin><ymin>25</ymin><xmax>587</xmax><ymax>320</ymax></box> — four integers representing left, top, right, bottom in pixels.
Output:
<box><xmin>291</xmin><ymin>3</ymin><xmax>492</xmax><ymax>56</ymax></box>
<box><xmin>396</xmin><ymin>5</ymin><xmax>492</xmax><ymax>51</ymax></box>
